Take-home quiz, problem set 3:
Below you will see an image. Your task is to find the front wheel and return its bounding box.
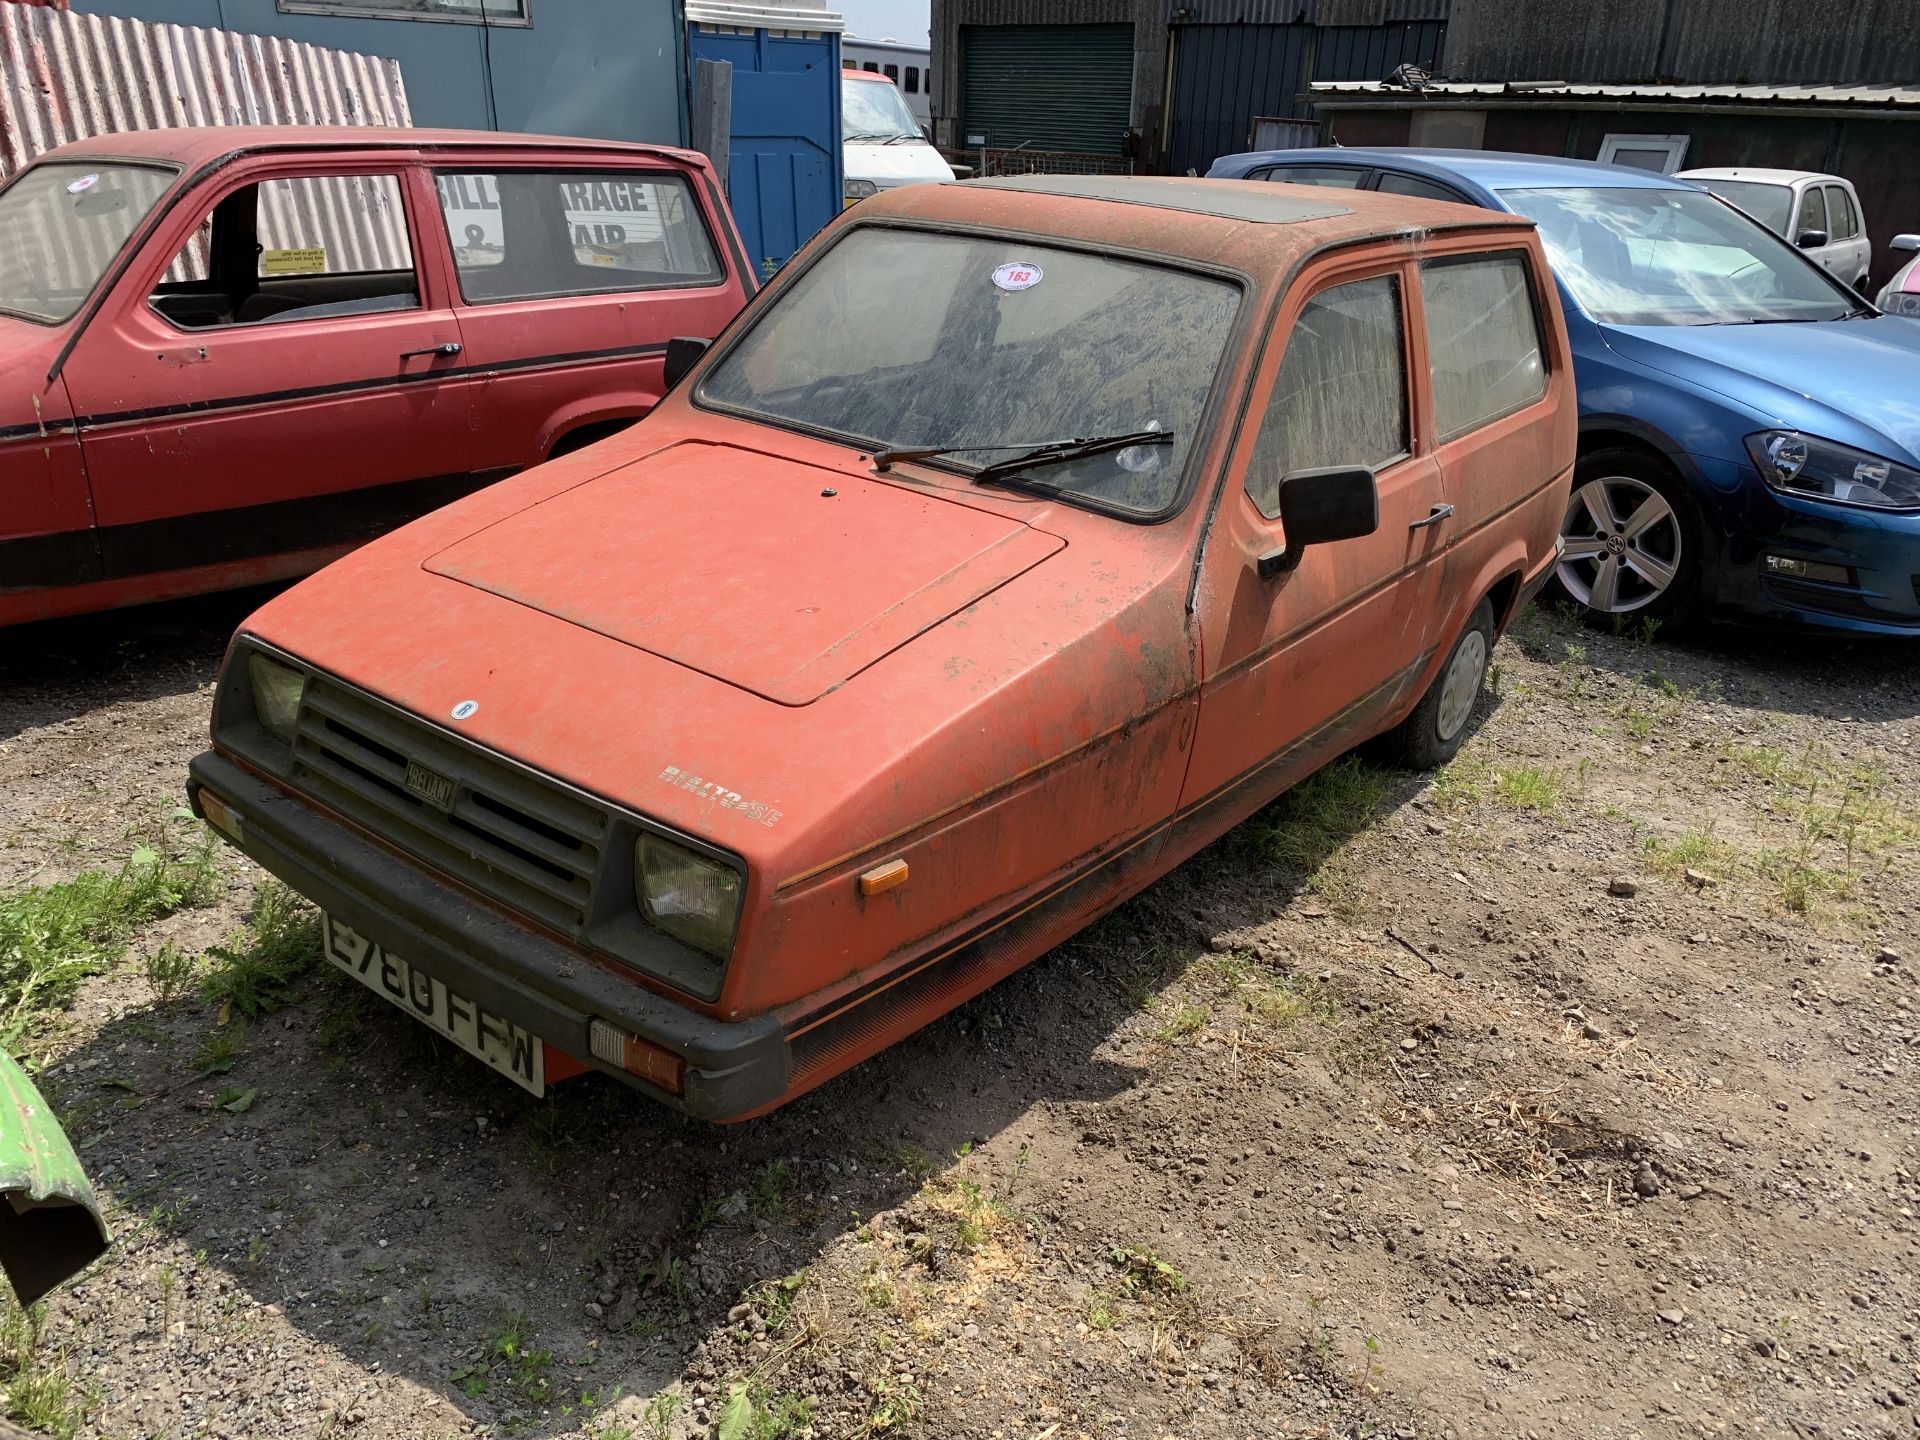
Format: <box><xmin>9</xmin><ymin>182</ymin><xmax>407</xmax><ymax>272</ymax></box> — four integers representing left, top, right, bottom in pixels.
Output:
<box><xmin>1549</xmin><ymin>447</ymin><xmax>1703</xmax><ymax>627</ymax></box>
<box><xmin>1374</xmin><ymin>599</ymin><xmax>1493</xmax><ymax>770</ymax></box>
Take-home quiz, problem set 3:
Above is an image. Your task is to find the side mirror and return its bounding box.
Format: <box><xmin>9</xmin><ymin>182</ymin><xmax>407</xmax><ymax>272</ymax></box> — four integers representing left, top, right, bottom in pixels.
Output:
<box><xmin>663</xmin><ymin>336</ymin><xmax>711</xmax><ymax>390</ymax></box>
<box><xmin>1891</xmin><ymin>233</ymin><xmax>1920</xmax><ymax>254</ymax></box>
<box><xmin>1796</xmin><ymin>229</ymin><xmax>1830</xmax><ymax>249</ymax></box>
<box><xmin>1258</xmin><ymin>466</ymin><xmax>1379</xmax><ymax>579</ymax></box>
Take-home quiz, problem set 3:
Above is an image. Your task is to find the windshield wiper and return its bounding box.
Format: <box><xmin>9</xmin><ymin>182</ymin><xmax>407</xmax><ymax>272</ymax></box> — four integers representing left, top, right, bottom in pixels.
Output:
<box><xmin>871</xmin><ymin>430</ymin><xmax>1174</xmax><ymax>479</ymax></box>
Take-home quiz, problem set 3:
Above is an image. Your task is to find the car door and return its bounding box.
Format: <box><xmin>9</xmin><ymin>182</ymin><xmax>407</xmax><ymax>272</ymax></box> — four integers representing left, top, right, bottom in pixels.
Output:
<box><xmin>433</xmin><ymin>158</ymin><xmax>748</xmax><ymax>468</ymax></box>
<box><xmin>1413</xmin><ymin>246</ymin><xmax>1563</xmax><ymax>609</ymax></box>
<box><xmin>60</xmin><ymin>155</ymin><xmax>474</xmax><ymax>581</ymax></box>
<box><xmin>1823</xmin><ymin>182</ymin><xmax>1870</xmax><ymax>287</ymax></box>
<box><xmin>1791</xmin><ymin>182</ymin><xmax>1841</xmax><ymax>276</ymax></box>
<box><xmin>1181</xmin><ymin>248</ymin><xmax>1448</xmax><ymax>818</ymax></box>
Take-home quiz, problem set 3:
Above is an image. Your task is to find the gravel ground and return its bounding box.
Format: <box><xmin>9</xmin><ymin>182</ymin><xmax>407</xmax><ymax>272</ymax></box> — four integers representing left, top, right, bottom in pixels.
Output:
<box><xmin>1</xmin><ymin>591</ymin><xmax>1917</xmax><ymax>1440</ymax></box>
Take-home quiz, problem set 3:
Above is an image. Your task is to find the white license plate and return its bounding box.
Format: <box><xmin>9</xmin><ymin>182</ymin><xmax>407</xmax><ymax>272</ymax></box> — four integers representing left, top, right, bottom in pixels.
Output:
<box><xmin>321</xmin><ymin>913</ymin><xmax>544</xmax><ymax>1096</ymax></box>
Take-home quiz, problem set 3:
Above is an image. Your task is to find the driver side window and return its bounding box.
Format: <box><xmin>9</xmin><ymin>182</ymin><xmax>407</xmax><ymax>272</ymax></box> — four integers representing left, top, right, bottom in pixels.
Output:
<box><xmin>1245</xmin><ymin>274</ymin><xmax>1408</xmax><ymax>519</ymax></box>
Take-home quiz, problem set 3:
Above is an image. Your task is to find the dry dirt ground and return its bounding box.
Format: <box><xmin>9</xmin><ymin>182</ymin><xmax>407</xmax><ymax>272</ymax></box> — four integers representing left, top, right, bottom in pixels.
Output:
<box><xmin>1</xmin><ymin>590</ymin><xmax>1917</xmax><ymax>1440</ymax></box>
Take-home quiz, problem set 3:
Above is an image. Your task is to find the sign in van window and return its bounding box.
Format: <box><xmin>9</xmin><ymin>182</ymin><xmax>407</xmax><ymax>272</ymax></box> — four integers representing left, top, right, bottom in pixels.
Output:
<box><xmin>435</xmin><ymin>170</ymin><xmax>723</xmax><ymax>303</ymax></box>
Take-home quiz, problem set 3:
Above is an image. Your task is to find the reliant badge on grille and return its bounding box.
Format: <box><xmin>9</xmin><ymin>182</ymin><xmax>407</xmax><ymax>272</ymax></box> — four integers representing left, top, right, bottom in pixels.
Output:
<box><xmin>450</xmin><ymin>699</ymin><xmax>479</xmax><ymax>720</ymax></box>
<box><xmin>404</xmin><ymin>760</ymin><xmax>457</xmax><ymax>811</ymax></box>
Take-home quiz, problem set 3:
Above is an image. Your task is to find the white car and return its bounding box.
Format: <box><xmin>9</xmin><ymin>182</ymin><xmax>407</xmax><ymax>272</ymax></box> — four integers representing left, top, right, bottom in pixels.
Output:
<box><xmin>1877</xmin><ymin>234</ymin><xmax>1920</xmax><ymax>317</ymax></box>
<box><xmin>1678</xmin><ymin>167</ymin><xmax>1871</xmax><ymax>291</ymax></box>
<box><xmin>841</xmin><ymin>68</ymin><xmax>954</xmax><ymax>208</ymax></box>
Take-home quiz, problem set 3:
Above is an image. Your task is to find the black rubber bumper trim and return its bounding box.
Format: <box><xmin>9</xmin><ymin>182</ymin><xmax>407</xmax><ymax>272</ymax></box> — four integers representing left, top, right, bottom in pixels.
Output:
<box><xmin>187</xmin><ymin>749</ymin><xmax>789</xmax><ymax>1121</ymax></box>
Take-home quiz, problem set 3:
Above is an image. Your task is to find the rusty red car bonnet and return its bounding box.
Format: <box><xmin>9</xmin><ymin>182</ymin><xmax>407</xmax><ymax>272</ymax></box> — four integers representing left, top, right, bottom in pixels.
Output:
<box><xmin>189</xmin><ymin>174</ymin><xmax>1576</xmax><ymax>1120</ymax></box>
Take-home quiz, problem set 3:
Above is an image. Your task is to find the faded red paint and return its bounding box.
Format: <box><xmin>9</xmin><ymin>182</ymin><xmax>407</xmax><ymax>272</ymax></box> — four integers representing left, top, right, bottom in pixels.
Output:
<box><xmin>0</xmin><ymin>126</ymin><xmax>752</xmax><ymax>627</ymax></box>
<box><xmin>190</xmin><ymin>178</ymin><xmax>1575</xmax><ymax>1120</ymax></box>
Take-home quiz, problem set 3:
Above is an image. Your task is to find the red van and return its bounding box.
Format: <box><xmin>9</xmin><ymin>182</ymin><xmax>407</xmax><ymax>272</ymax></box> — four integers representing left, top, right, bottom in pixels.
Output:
<box><xmin>0</xmin><ymin>127</ymin><xmax>752</xmax><ymax>626</ymax></box>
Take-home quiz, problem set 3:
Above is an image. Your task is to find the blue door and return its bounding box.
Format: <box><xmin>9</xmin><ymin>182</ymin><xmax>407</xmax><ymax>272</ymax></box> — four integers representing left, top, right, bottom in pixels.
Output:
<box><xmin>688</xmin><ymin>25</ymin><xmax>842</xmax><ymax>276</ymax></box>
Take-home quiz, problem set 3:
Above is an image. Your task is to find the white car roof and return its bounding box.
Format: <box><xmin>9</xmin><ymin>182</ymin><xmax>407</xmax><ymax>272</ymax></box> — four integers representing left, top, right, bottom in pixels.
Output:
<box><xmin>1678</xmin><ymin>167</ymin><xmax>1847</xmax><ymax>187</ymax></box>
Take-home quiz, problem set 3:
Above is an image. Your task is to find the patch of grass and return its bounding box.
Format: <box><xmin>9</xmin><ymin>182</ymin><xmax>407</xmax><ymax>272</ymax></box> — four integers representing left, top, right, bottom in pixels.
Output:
<box><xmin>201</xmin><ymin>880</ymin><xmax>319</xmax><ymax>1019</ymax></box>
<box><xmin>1154</xmin><ymin>1002</ymin><xmax>1207</xmax><ymax>1044</ymax></box>
<box><xmin>867</xmin><ymin>1376</ymin><xmax>922</xmax><ymax>1433</ymax></box>
<box><xmin>1241</xmin><ymin>973</ymin><xmax>1339</xmax><ymax>1029</ymax></box>
<box><xmin>749</xmin><ymin>1159</ymin><xmax>798</xmax><ymax>1229</ymax></box>
<box><xmin>453</xmin><ymin>1307</ymin><xmax>553</xmax><ymax>1406</ymax></box>
<box><xmin>0</xmin><ymin>823</ymin><xmax>219</xmax><ymax>1037</ymax></box>
<box><xmin>0</xmin><ymin>1299</ymin><xmax>95</xmax><ymax>1440</ymax></box>
<box><xmin>1642</xmin><ymin>828</ymin><xmax>1737</xmax><ymax>881</ymax></box>
<box><xmin>193</xmin><ymin>1021</ymin><xmax>247</xmax><ymax>1077</ymax></box>
<box><xmin>1239</xmin><ymin>756</ymin><xmax>1397</xmax><ymax>881</ymax></box>
<box><xmin>1491</xmin><ymin>766</ymin><xmax>1563</xmax><ymax>814</ymax></box>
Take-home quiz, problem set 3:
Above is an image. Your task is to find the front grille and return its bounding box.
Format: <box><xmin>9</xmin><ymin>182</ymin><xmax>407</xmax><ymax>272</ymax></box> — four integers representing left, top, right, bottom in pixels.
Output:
<box><xmin>290</xmin><ymin>677</ymin><xmax>611</xmax><ymax>936</ymax></box>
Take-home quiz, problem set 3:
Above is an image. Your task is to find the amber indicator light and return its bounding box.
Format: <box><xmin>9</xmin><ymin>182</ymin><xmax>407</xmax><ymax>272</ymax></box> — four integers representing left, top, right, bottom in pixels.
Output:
<box><xmin>858</xmin><ymin>859</ymin><xmax>910</xmax><ymax>897</ymax></box>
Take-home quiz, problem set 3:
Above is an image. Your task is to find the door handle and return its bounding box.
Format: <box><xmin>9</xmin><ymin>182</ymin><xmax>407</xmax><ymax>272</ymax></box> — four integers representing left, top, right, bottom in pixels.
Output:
<box><xmin>400</xmin><ymin>342</ymin><xmax>462</xmax><ymax>361</ymax></box>
<box><xmin>1409</xmin><ymin>503</ymin><xmax>1454</xmax><ymax>531</ymax></box>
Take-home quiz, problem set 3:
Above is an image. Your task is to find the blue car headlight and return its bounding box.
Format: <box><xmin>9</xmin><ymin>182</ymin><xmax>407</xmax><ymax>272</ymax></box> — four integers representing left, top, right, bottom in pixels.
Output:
<box><xmin>1746</xmin><ymin>430</ymin><xmax>1920</xmax><ymax>511</ymax></box>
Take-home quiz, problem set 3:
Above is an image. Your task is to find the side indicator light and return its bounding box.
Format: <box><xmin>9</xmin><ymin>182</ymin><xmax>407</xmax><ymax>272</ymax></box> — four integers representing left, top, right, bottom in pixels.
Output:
<box><xmin>588</xmin><ymin>1018</ymin><xmax>686</xmax><ymax>1095</ymax></box>
<box><xmin>200</xmin><ymin>792</ymin><xmax>242</xmax><ymax>840</ymax></box>
<box><xmin>859</xmin><ymin>859</ymin><xmax>910</xmax><ymax>897</ymax></box>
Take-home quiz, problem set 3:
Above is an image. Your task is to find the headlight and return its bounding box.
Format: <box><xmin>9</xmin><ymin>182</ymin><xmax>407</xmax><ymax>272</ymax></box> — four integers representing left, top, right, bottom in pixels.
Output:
<box><xmin>1880</xmin><ymin>291</ymin><xmax>1920</xmax><ymax>317</ymax></box>
<box><xmin>844</xmin><ymin>179</ymin><xmax>878</xmax><ymax>202</ymax></box>
<box><xmin>248</xmin><ymin>654</ymin><xmax>306</xmax><ymax>742</ymax></box>
<box><xmin>1745</xmin><ymin>430</ymin><xmax>1920</xmax><ymax>511</ymax></box>
<box><xmin>635</xmin><ymin>834</ymin><xmax>741</xmax><ymax>959</ymax></box>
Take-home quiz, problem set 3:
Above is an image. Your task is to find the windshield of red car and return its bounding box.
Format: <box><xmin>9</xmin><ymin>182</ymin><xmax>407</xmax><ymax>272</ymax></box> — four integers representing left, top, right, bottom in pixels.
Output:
<box><xmin>1503</xmin><ymin>185</ymin><xmax>1854</xmax><ymax>326</ymax></box>
<box><xmin>0</xmin><ymin>161</ymin><xmax>176</xmax><ymax>324</ymax></box>
<box><xmin>698</xmin><ymin>227</ymin><xmax>1243</xmax><ymax>515</ymax></box>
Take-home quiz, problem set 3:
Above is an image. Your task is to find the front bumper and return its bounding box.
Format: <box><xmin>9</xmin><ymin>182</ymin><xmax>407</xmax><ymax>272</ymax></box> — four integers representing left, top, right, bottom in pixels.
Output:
<box><xmin>1690</xmin><ymin>453</ymin><xmax>1920</xmax><ymax>634</ymax></box>
<box><xmin>187</xmin><ymin>749</ymin><xmax>789</xmax><ymax>1121</ymax></box>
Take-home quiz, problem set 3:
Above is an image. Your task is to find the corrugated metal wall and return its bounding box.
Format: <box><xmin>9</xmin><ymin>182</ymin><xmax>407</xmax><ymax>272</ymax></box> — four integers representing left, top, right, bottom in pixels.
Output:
<box><xmin>1164</xmin><ymin>17</ymin><xmax>1443</xmax><ymax>173</ymax></box>
<box><xmin>1444</xmin><ymin>0</ymin><xmax>1920</xmax><ymax>85</ymax></box>
<box><xmin>1156</xmin><ymin>1</ymin><xmax>1448</xmax><ymax>21</ymax></box>
<box><xmin>0</xmin><ymin>6</ymin><xmax>411</xmax><ymax>291</ymax></box>
<box><xmin>0</xmin><ymin>4</ymin><xmax>410</xmax><ymax>176</ymax></box>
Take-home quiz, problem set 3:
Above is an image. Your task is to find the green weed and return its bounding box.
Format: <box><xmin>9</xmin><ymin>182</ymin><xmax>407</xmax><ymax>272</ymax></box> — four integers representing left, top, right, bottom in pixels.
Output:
<box><xmin>201</xmin><ymin>881</ymin><xmax>319</xmax><ymax>1019</ymax></box>
<box><xmin>143</xmin><ymin>938</ymin><xmax>199</xmax><ymax>1005</ymax></box>
<box><xmin>1154</xmin><ymin>1003</ymin><xmax>1207</xmax><ymax>1044</ymax></box>
<box><xmin>0</xmin><ymin>825</ymin><xmax>219</xmax><ymax>1036</ymax></box>
<box><xmin>717</xmin><ymin>1384</ymin><xmax>814</xmax><ymax>1440</ymax></box>
<box><xmin>1491</xmin><ymin>766</ymin><xmax>1562</xmax><ymax>814</ymax></box>
<box><xmin>0</xmin><ymin>1299</ymin><xmax>94</xmax><ymax>1440</ymax></box>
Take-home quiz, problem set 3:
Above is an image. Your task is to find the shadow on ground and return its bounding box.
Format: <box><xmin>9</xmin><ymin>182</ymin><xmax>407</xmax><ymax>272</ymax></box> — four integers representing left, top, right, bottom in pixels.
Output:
<box><xmin>49</xmin><ymin>733</ymin><xmax>1448</xmax><ymax>1436</ymax></box>
<box><xmin>1507</xmin><ymin>600</ymin><xmax>1920</xmax><ymax>724</ymax></box>
<box><xmin>0</xmin><ymin>587</ymin><xmax>285</xmax><ymax>742</ymax></box>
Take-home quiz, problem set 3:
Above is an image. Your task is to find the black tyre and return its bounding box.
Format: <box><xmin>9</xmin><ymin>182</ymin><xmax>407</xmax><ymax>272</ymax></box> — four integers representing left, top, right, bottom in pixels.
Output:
<box><xmin>1375</xmin><ymin>599</ymin><xmax>1494</xmax><ymax>770</ymax></box>
<box><xmin>1546</xmin><ymin>446</ymin><xmax>1703</xmax><ymax>628</ymax></box>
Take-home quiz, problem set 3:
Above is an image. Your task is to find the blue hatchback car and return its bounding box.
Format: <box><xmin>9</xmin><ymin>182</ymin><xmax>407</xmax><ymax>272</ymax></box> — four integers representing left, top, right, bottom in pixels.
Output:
<box><xmin>1206</xmin><ymin>148</ymin><xmax>1920</xmax><ymax>635</ymax></box>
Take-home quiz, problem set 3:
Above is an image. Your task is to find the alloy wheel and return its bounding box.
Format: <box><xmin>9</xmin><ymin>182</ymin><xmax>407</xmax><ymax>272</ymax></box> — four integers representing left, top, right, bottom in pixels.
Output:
<box><xmin>1556</xmin><ymin>476</ymin><xmax>1683</xmax><ymax>615</ymax></box>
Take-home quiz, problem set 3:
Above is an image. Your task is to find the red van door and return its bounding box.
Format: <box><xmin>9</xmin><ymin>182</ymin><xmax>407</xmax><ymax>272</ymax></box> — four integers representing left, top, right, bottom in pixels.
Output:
<box><xmin>430</xmin><ymin>162</ymin><xmax>748</xmax><ymax>466</ymax></box>
<box><xmin>59</xmin><ymin>157</ymin><xmax>476</xmax><ymax>582</ymax></box>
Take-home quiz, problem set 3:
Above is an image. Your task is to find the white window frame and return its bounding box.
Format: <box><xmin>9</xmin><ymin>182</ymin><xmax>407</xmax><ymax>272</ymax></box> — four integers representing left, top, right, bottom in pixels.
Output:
<box><xmin>278</xmin><ymin>0</ymin><xmax>531</xmax><ymax>25</ymax></box>
<box><xmin>1596</xmin><ymin>133</ymin><xmax>1691</xmax><ymax>174</ymax></box>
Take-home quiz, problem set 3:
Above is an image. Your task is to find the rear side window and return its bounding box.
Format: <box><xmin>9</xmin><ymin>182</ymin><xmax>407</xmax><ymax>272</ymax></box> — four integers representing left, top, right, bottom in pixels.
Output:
<box><xmin>1256</xmin><ymin>166</ymin><xmax>1365</xmax><ymax>189</ymax></box>
<box><xmin>1420</xmin><ymin>254</ymin><xmax>1548</xmax><ymax>442</ymax></box>
<box><xmin>1376</xmin><ymin>172</ymin><xmax>1468</xmax><ymax>204</ymax></box>
<box><xmin>436</xmin><ymin>170</ymin><xmax>723</xmax><ymax>303</ymax></box>
<box><xmin>1245</xmin><ymin>274</ymin><xmax>1407</xmax><ymax>519</ymax></box>
<box><xmin>1826</xmin><ymin>185</ymin><xmax>1860</xmax><ymax>240</ymax></box>
<box><xmin>1795</xmin><ymin>185</ymin><xmax>1828</xmax><ymax>239</ymax></box>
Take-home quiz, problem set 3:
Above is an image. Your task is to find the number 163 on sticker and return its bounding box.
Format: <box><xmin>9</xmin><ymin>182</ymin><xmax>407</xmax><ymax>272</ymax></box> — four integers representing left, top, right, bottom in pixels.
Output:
<box><xmin>991</xmin><ymin>262</ymin><xmax>1043</xmax><ymax>291</ymax></box>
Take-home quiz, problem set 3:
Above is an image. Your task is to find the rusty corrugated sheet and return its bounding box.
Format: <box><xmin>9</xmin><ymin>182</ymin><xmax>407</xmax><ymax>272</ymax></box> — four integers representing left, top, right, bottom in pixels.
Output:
<box><xmin>0</xmin><ymin>6</ymin><xmax>412</xmax><ymax>291</ymax></box>
<box><xmin>0</xmin><ymin>5</ymin><xmax>411</xmax><ymax>177</ymax></box>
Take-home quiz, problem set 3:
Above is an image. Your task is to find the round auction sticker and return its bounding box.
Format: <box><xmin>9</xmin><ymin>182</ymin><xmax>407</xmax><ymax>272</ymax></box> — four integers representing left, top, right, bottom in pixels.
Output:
<box><xmin>991</xmin><ymin>261</ymin><xmax>1043</xmax><ymax>292</ymax></box>
<box><xmin>66</xmin><ymin>173</ymin><xmax>99</xmax><ymax>195</ymax></box>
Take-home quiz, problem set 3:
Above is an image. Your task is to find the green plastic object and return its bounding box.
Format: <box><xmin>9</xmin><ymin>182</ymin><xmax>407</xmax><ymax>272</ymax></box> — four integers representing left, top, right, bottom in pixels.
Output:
<box><xmin>0</xmin><ymin>1051</ymin><xmax>108</xmax><ymax>1306</ymax></box>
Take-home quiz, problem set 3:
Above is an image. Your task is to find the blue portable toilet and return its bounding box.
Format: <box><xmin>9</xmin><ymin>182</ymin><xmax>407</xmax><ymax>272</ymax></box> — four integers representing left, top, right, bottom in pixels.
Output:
<box><xmin>686</xmin><ymin>1</ymin><xmax>845</xmax><ymax>277</ymax></box>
